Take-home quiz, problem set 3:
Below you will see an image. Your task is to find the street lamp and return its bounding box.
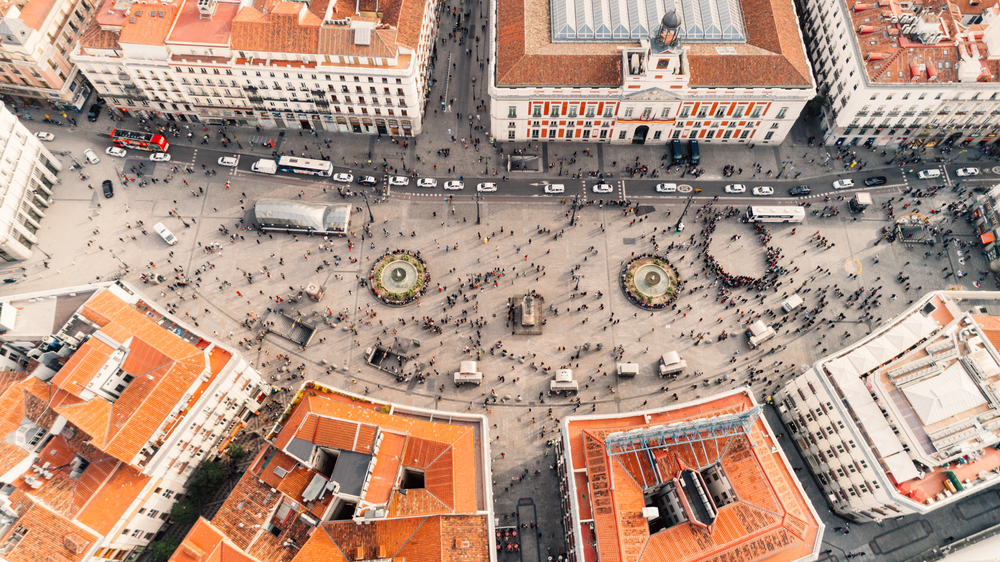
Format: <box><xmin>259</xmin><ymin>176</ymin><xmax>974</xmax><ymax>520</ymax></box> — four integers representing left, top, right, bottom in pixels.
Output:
<box><xmin>475</xmin><ymin>191</ymin><xmax>481</xmax><ymax>224</ymax></box>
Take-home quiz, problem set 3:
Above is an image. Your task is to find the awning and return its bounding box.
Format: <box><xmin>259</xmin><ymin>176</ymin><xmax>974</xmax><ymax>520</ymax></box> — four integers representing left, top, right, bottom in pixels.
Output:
<box><xmin>982</xmin><ymin>232</ymin><xmax>995</xmax><ymax>244</ymax></box>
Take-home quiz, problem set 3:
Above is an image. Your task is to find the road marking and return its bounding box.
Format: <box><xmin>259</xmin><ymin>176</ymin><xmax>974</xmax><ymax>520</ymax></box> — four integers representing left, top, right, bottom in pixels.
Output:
<box><xmin>677</xmin><ymin>184</ymin><xmax>693</xmax><ymax>193</ymax></box>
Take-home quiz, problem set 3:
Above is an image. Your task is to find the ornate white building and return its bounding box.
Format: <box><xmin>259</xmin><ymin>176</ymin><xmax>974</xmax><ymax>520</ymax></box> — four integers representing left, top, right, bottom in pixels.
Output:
<box><xmin>489</xmin><ymin>0</ymin><xmax>816</xmax><ymax>145</ymax></box>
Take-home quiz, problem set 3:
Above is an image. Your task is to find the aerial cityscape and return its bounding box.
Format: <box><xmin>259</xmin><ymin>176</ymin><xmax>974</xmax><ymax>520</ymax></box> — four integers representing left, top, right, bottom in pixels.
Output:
<box><xmin>1</xmin><ymin>0</ymin><xmax>1000</xmax><ymax>558</ymax></box>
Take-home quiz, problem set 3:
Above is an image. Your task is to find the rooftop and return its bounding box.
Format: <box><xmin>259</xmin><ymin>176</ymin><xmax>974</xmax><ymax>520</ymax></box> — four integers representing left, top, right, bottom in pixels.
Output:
<box><xmin>496</xmin><ymin>0</ymin><xmax>812</xmax><ymax>87</ymax></box>
<box><xmin>118</xmin><ymin>2</ymin><xmax>180</xmax><ymax>46</ymax></box>
<box><xmin>850</xmin><ymin>0</ymin><xmax>1000</xmax><ymax>85</ymax></box>
<box><xmin>173</xmin><ymin>383</ymin><xmax>493</xmax><ymax>562</ymax></box>
<box><xmin>561</xmin><ymin>389</ymin><xmax>822</xmax><ymax>562</ymax></box>
<box><xmin>814</xmin><ymin>292</ymin><xmax>1000</xmax><ymax>506</ymax></box>
<box><xmin>166</xmin><ymin>0</ymin><xmax>239</xmax><ymax>45</ymax></box>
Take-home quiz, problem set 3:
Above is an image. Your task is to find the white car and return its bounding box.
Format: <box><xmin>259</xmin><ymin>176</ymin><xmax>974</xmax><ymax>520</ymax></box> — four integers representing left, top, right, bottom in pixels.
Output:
<box><xmin>593</xmin><ymin>183</ymin><xmax>613</xmax><ymax>194</ymax></box>
<box><xmin>544</xmin><ymin>184</ymin><xmax>565</xmax><ymax>194</ymax></box>
<box><xmin>333</xmin><ymin>173</ymin><xmax>353</xmax><ymax>183</ymax></box>
<box><xmin>752</xmin><ymin>186</ymin><xmax>774</xmax><ymax>196</ymax></box>
<box><xmin>724</xmin><ymin>184</ymin><xmax>746</xmax><ymax>194</ymax></box>
<box><xmin>443</xmin><ymin>181</ymin><xmax>464</xmax><ymax>190</ymax></box>
<box><xmin>389</xmin><ymin>176</ymin><xmax>410</xmax><ymax>186</ymax></box>
<box><xmin>105</xmin><ymin>147</ymin><xmax>127</xmax><ymax>158</ymax></box>
<box><xmin>150</xmin><ymin>152</ymin><xmax>171</xmax><ymax>162</ymax></box>
<box><xmin>83</xmin><ymin>148</ymin><xmax>100</xmax><ymax>164</ymax></box>
<box><xmin>832</xmin><ymin>179</ymin><xmax>855</xmax><ymax>189</ymax></box>
<box><xmin>416</xmin><ymin>178</ymin><xmax>437</xmax><ymax>188</ymax></box>
<box><xmin>655</xmin><ymin>183</ymin><xmax>677</xmax><ymax>193</ymax></box>
<box><xmin>35</xmin><ymin>132</ymin><xmax>54</xmax><ymax>142</ymax></box>
<box><xmin>218</xmin><ymin>156</ymin><xmax>239</xmax><ymax>167</ymax></box>
<box><xmin>956</xmin><ymin>167</ymin><xmax>980</xmax><ymax>177</ymax></box>
<box><xmin>477</xmin><ymin>182</ymin><xmax>497</xmax><ymax>192</ymax></box>
<box><xmin>916</xmin><ymin>169</ymin><xmax>941</xmax><ymax>180</ymax></box>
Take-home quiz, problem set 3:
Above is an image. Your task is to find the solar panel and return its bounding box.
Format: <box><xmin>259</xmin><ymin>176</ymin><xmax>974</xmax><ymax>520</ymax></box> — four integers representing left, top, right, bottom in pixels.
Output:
<box><xmin>551</xmin><ymin>0</ymin><xmax>746</xmax><ymax>43</ymax></box>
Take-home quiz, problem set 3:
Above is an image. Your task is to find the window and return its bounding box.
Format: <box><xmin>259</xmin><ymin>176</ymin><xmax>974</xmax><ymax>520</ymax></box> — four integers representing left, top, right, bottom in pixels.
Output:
<box><xmin>508</xmin><ymin>106</ymin><xmax>517</xmax><ymax>118</ymax></box>
<box><xmin>653</xmin><ymin>131</ymin><xmax>661</xmax><ymax>140</ymax></box>
<box><xmin>148</xmin><ymin>510</ymin><xmax>159</xmax><ymax>518</ymax></box>
<box><xmin>548</xmin><ymin>129</ymin><xmax>556</xmax><ymax>138</ymax></box>
<box><xmin>603</xmin><ymin>106</ymin><xmax>613</xmax><ymax>117</ymax></box>
<box><xmin>750</xmin><ymin>107</ymin><xmax>761</xmax><ymax>118</ymax></box>
<box><xmin>764</xmin><ymin>131</ymin><xmax>774</xmax><ymax>140</ymax></box>
<box><xmin>531</xmin><ymin>129</ymin><xmax>539</xmax><ymax>138</ymax></box>
<box><xmin>162</xmin><ymin>489</ymin><xmax>174</xmax><ymax>499</ymax></box>
<box><xmin>131</xmin><ymin>530</ymin><xmax>143</xmax><ymax>538</ymax></box>
<box><xmin>624</xmin><ymin>107</ymin><xmax>633</xmax><ymax>118</ymax></box>
<box><xmin>144</xmin><ymin>533</ymin><xmax>154</xmax><ymax>541</ymax></box>
<box><xmin>618</xmin><ymin>130</ymin><xmax>627</xmax><ymax>139</ymax></box>
<box><xmin>568</xmin><ymin>106</ymin><xmax>577</xmax><ymax>117</ymax></box>
<box><xmin>1</xmin><ymin>526</ymin><xmax>27</xmax><ymax>552</ymax></box>
<box><xmin>679</xmin><ymin>106</ymin><xmax>690</xmax><ymax>117</ymax></box>
<box><xmin>551</xmin><ymin>106</ymin><xmax>560</xmax><ymax>117</ymax></box>
<box><xmin>508</xmin><ymin>130</ymin><xmax>516</xmax><ymax>139</ymax></box>
<box><xmin>532</xmin><ymin>106</ymin><xmax>541</xmax><ymax>117</ymax></box>
<box><xmin>585</xmin><ymin>106</ymin><xmax>595</xmax><ymax>117</ymax></box>
<box><xmin>696</xmin><ymin>106</ymin><xmax>707</xmax><ymax>118</ymax></box>
<box><xmin>660</xmin><ymin>108</ymin><xmax>670</xmax><ymax>118</ymax></box>
<box><xmin>777</xmin><ymin>107</ymin><xmax>788</xmax><ymax>119</ymax></box>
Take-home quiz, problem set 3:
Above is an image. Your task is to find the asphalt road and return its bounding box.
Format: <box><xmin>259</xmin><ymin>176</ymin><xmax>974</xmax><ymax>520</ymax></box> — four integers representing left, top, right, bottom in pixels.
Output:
<box><xmin>76</xmin><ymin>128</ymin><xmax>999</xmax><ymax>202</ymax></box>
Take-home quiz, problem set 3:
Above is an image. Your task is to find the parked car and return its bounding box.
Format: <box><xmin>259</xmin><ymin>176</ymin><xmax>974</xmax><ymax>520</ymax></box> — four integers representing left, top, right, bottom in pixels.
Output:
<box><xmin>724</xmin><ymin>184</ymin><xmax>746</xmax><ymax>194</ymax></box>
<box><xmin>87</xmin><ymin>104</ymin><xmax>101</xmax><ymax>122</ymax></box>
<box><xmin>83</xmin><ymin>148</ymin><xmax>100</xmax><ymax>164</ymax></box>
<box><xmin>655</xmin><ymin>183</ymin><xmax>677</xmax><ymax>193</ymax></box>
<box><xmin>101</xmin><ymin>179</ymin><xmax>114</xmax><ymax>198</ymax></box>
<box><xmin>416</xmin><ymin>178</ymin><xmax>437</xmax><ymax>188</ymax></box>
<box><xmin>752</xmin><ymin>186</ymin><xmax>774</xmax><ymax>196</ymax></box>
<box><xmin>217</xmin><ymin>156</ymin><xmax>239</xmax><ymax>167</ymax></box>
<box><xmin>153</xmin><ymin>222</ymin><xmax>177</xmax><ymax>245</ymax></box>
<box><xmin>443</xmin><ymin>181</ymin><xmax>464</xmax><ymax>190</ymax></box>
<box><xmin>544</xmin><ymin>184</ymin><xmax>565</xmax><ymax>194</ymax></box>
<box><xmin>863</xmin><ymin>176</ymin><xmax>888</xmax><ymax>186</ymax></box>
<box><xmin>105</xmin><ymin>147</ymin><xmax>126</xmax><ymax>158</ymax></box>
<box><xmin>34</xmin><ymin>132</ymin><xmax>54</xmax><ymax>142</ymax></box>
<box><xmin>956</xmin><ymin>167</ymin><xmax>980</xmax><ymax>177</ymax></box>
<box><xmin>477</xmin><ymin>182</ymin><xmax>497</xmax><ymax>192</ymax></box>
<box><xmin>357</xmin><ymin>176</ymin><xmax>378</xmax><ymax>186</ymax></box>
<box><xmin>389</xmin><ymin>176</ymin><xmax>410</xmax><ymax>186</ymax></box>
<box><xmin>789</xmin><ymin>185</ymin><xmax>811</xmax><ymax>196</ymax></box>
<box><xmin>832</xmin><ymin>179</ymin><xmax>855</xmax><ymax>189</ymax></box>
<box><xmin>592</xmin><ymin>183</ymin><xmax>613</xmax><ymax>194</ymax></box>
<box><xmin>150</xmin><ymin>153</ymin><xmax>171</xmax><ymax>162</ymax></box>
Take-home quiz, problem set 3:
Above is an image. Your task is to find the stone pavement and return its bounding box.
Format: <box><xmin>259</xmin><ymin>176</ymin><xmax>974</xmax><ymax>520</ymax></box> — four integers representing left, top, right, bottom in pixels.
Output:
<box><xmin>7</xmin><ymin>144</ymin><xmax>998</xmax><ymax>560</ymax></box>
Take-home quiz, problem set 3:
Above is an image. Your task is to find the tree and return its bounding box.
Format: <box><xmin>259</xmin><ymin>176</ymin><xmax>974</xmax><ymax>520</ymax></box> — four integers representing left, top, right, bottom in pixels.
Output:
<box><xmin>225</xmin><ymin>443</ymin><xmax>246</xmax><ymax>461</ymax></box>
<box><xmin>187</xmin><ymin>461</ymin><xmax>227</xmax><ymax>504</ymax></box>
<box><xmin>149</xmin><ymin>538</ymin><xmax>180</xmax><ymax>562</ymax></box>
<box><xmin>169</xmin><ymin>499</ymin><xmax>200</xmax><ymax>525</ymax></box>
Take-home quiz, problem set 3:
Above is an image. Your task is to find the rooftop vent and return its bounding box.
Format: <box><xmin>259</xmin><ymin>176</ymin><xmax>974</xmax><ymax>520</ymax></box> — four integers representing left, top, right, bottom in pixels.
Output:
<box><xmin>197</xmin><ymin>0</ymin><xmax>217</xmax><ymax>18</ymax></box>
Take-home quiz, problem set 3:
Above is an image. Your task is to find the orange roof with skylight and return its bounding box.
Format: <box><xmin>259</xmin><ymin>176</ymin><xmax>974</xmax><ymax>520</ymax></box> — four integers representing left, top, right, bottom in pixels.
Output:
<box><xmin>565</xmin><ymin>391</ymin><xmax>821</xmax><ymax>562</ymax></box>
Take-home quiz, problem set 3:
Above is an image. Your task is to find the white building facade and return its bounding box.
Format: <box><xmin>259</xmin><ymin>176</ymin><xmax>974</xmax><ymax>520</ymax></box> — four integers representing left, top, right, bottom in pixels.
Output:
<box><xmin>71</xmin><ymin>0</ymin><xmax>437</xmax><ymax>134</ymax></box>
<box><xmin>804</xmin><ymin>0</ymin><xmax>1000</xmax><ymax>148</ymax></box>
<box><xmin>490</xmin><ymin>0</ymin><xmax>816</xmax><ymax>145</ymax></box>
<box><xmin>0</xmin><ymin>101</ymin><xmax>61</xmax><ymax>262</ymax></box>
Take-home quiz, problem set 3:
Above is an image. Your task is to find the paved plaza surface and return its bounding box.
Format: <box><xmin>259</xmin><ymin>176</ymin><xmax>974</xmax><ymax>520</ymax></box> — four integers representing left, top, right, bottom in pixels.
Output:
<box><xmin>7</xmin><ymin>142</ymin><xmax>1000</xmax><ymax>559</ymax></box>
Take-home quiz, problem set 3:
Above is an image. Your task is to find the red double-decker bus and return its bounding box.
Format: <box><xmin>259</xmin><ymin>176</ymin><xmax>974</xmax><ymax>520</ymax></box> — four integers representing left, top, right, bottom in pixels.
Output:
<box><xmin>110</xmin><ymin>128</ymin><xmax>170</xmax><ymax>152</ymax></box>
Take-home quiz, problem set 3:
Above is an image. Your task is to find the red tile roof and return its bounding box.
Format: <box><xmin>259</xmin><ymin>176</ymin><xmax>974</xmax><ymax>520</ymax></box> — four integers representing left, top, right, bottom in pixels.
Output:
<box><xmin>167</xmin><ymin>0</ymin><xmax>239</xmax><ymax>45</ymax></box>
<box><xmin>17</xmin><ymin>0</ymin><xmax>58</xmax><ymax>31</ymax></box>
<box><xmin>496</xmin><ymin>0</ymin><xmax>811</xmax><ymax>88</ymax></box>
<box><xmin>50</xmin><ymin>288</ymin><xmax>211</xmax><ymax>464</ymax></box>
<box><xmin>75</xmin><ymin>461</ymin><xmax>150</xmax><ymax>535</ymax></box>
<box><xmin>169</xmin><ymin>518</ymin><xmax>260</xmax><ymax>562</ymax></box>
<box><xmin>118</xmin><ymin>2</ymin><xmax>180</xmax><ymax>46</ymax></box>
<box><xmin>851</xmin><ymin>0</ymin><xmax>999</xmax><ymax>84</ymax></box>
<box><xmin>231</xmin><ymin>2</ymin><xmax>322</xmax><ymax>54</ymax></box>
<box><xmin>565</xmin><ymin>391</ymin><xmax>821</xmax><ymax>562</ymax></box>
<box><xmin>0</xmin><ymin>489</ymin><xmax>98</xmax><ymax>562</ymax></box>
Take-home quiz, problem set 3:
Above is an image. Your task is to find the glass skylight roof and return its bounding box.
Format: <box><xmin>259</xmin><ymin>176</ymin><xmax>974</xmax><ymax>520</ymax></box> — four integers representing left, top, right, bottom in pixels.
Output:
<box><xmin>551</xmin><ymin>0</ymin><xmax>746</xmax><ymax>43</ymax></box>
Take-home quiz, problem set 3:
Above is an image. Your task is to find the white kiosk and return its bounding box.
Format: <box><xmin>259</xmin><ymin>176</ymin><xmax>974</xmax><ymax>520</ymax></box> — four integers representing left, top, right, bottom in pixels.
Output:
<box><xmin>550</xmin><ymin>369</ymin><xmax>579</xmax><ymax>394</ymax></box>
<box><xmin>454</xmin><ymin>361</ymin><xmax>484</xmax><ymax>385</ymax></box>
<box><xmin>658</xmin><ymin>351</ymin><xmax>687</xmax><ymax>378</ymax></box>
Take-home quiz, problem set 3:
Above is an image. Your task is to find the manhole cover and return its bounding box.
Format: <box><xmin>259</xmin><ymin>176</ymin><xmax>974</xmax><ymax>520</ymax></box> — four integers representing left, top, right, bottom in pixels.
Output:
<box><xmin>677</xmin><ymin>184</ymin><xmax>693</xmax><ymax>193</ymax></box>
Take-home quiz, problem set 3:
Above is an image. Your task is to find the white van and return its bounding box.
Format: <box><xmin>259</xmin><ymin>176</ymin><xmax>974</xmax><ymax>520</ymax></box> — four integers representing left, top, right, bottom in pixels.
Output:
<box><xmin>544</xmin><ymin>184</ymin><xmax>565</xmax><ymax>194</ymax></box>
<box><xmin>917</xmin><ymin>169</ymin><xmax>942</xmax><ymax>179</ymax></box>
<box><xmin>153</xmin><ymin>222</ymin><xmax>178</xmax><ymax>246</ymax></box>
<box><xmin>781</xmin><ymin>295</ymin><xmax>804</xmax><ymax>313</ymax></box>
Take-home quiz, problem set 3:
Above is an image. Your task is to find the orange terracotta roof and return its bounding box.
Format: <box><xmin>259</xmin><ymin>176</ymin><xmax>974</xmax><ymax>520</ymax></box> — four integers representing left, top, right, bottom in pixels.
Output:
<box><xmin>17</xmin><ymin>0</ymin><xmax>57</xmax><ymax>31</ymax></box>
<box><xmin>293</xmin><ymin>516</ymin><xmax>490</xmax><ymax>562</ymax></box>
<box><xmin>366</xmin><ymin>431</ymin><xmax>404</xmax><ymax>504</ymax></box>
<box><xmin>378</xmin><ymin>0</ymin><xmax>425</xmax><ymax>49</ymax></box>
<box><xmin>317</xmin><ymin>26</ymin><xmax>398</xmax><ymax>57</ymax></box>
<box><xmin>565</xmin><ymin>391</ymin><xmax>821</xmax><ymax>562</ymax></box>
<box><xmin>118</xmin><ymin>2</ymin><xmax>180</xmax><ymax>45</ymax></box>
<box><xmin>75</xmin><ymin>461</ymin><xmax>150</xmax><ymax>535</ymax></box>
<box><xmin>170</xmin><ymin>518</ymin><xmax>261</xmax><ymax>562</ymax></box>
<box><xmin>0</xmin><ymin>489</ymin><xmax>99</xmax><ymax>562</ymax></box>
<box><xmin>167</xmin><ymin>0</ymin><xmax>238</xmax><ymax>45</ymax></box>
<box><xmin>0</xmin><ymin>441</ymin><xmax>29</xmax><ymax>477</ymax></box>
<box><xmin>79</xmin><ymin>18</ymin><xmax>122</xmax><ymax>50</ymax></box>
<box><xmin>69</xmin><ymin>457</ymin><xmax>118</xmax><ymax>518</ymax></box>
<box><xmin>275</xmin><ymin>391</ymin><xmax>478</xmax><ymax>515</ymax></box>
<box><xmin>48</xmin><ymin>288</ymin><xmax>212</xmax><ymax>463</ymax></box>
<box><xmin>231</xmin><ymin>2</ymin><xmax>322</xmax><ymax>54</ymax></box>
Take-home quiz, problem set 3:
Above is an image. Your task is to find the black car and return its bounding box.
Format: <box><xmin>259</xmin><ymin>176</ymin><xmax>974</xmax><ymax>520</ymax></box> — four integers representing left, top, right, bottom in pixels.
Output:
<box><xmin>357</xmin><ymin>176</ymin><xmax>378</xmax><ymax>187</ymax></box>
<box><xmin>789</xmin><ymin>185</ymin><xmax>811</xmax><ymax>196</ymax></box>
<box><xmin>87</xmin><ymin>103</ymin><xmax>101</xmax><ymax>122</ymax></box>
<box><xmin>864</xmin><ymin>176</ymin><xmax>888</xmax><ymax>186</ymax></box>
<box><xmin>102</xmin><ymin>180</ymin><xmax>114</xmax><ymax>198</ymax></box>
